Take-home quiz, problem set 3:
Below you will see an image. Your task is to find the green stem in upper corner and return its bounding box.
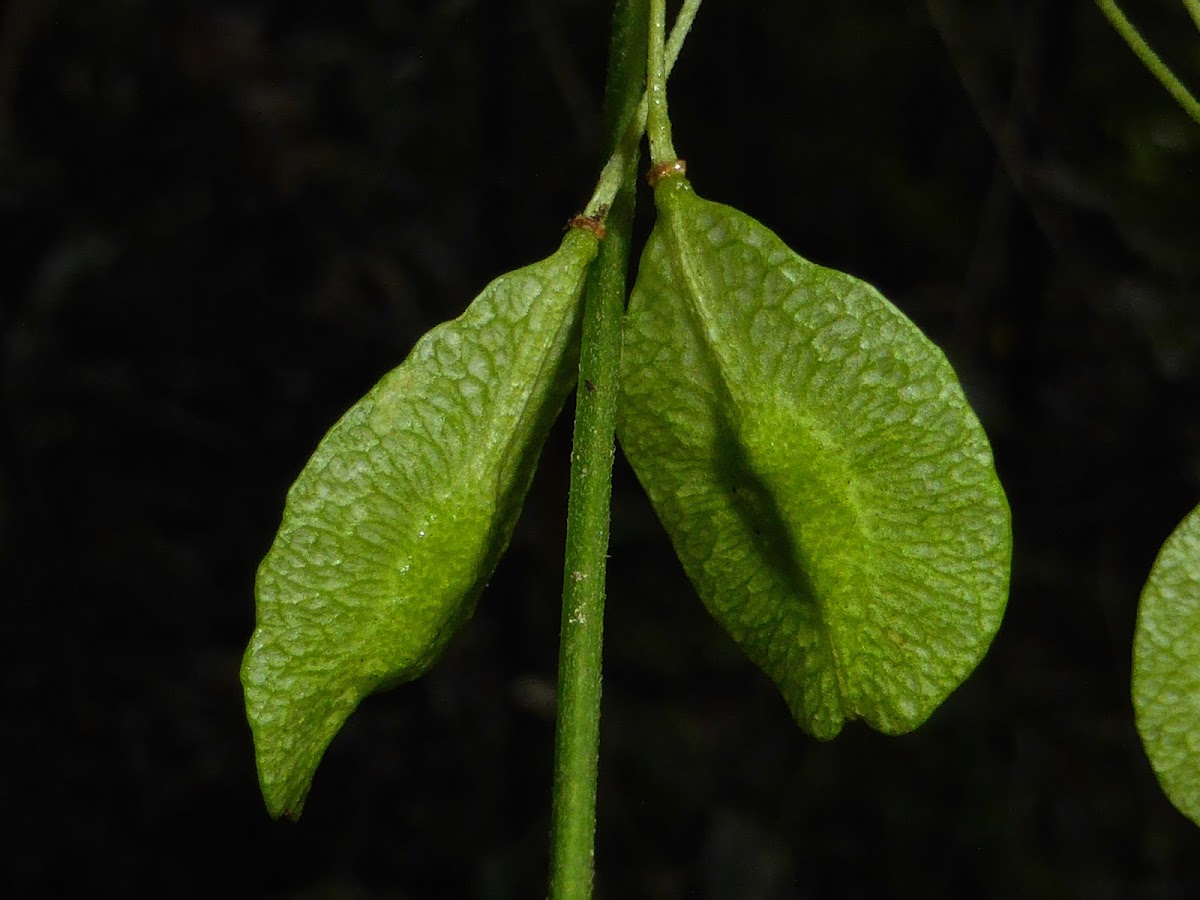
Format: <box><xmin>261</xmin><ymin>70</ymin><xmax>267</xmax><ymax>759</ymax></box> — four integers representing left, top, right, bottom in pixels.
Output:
<box><xmin>1094</xmin><ymin>0</ymin><xmax>1200</xmax><ymax>126</ymax></box>
<box><xmin>546</xmin><ymin>2</ymin><xmax>646</xmax><ymax>898</ymax></box>
<box><xmin>1185</xmin><ymin>0</ymin><xmax>1200</xmax><ymax>34</ymax></box>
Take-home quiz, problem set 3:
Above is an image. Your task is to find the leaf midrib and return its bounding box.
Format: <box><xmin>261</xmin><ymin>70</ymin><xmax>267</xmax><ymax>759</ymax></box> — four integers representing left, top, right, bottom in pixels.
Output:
<box><xmin>658</xmin><ymin>185</ymin><xmax>853</xmax><ymax>718</ymax></box>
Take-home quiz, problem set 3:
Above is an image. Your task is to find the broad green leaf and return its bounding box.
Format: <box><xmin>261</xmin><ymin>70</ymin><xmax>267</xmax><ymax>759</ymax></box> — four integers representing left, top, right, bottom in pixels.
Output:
<box><xmin>1133</xmin><ymin>501</ymin><xmax>1200</xmax><ymax>827</ymax></box>
<box><xmin>618</xmin><ymin>177</ymin><xmax>1010</xmax><ymax>739</ymax></box>
<box><xmin>243</xmin><ymin>228</ymin><xmax>599</xmax><ymax>819</ymax></box>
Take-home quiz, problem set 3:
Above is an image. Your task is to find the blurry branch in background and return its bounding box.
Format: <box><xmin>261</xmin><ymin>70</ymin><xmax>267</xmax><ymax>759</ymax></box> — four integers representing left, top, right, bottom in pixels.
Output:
<box><xmin>929</xmin><ymin>0</ymin><xmax>1200</xmax><ymax>386</ymax></box>
<box><xmin>1093</xmin><ymin>0</ymin><xmax>1200</xmax><ymax>126</ymax></box>
<box><xmin>925</xmin><ymin>2</ymin><xmax>1140</xmax><ymax>302</ymax></box>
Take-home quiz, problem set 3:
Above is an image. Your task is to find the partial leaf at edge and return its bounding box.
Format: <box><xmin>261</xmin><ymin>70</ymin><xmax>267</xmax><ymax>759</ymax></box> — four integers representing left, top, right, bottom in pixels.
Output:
<box><xmin>617</xmin><ymin>178</ymin><xmax>1010</xmax><ymax>739</ymax></box>
<box><xmin>1133</xmin><ymin>501</ymin><xmax>1200</xmax><ymax>827</ymax></box>
<box><xmin>242</xmin><ymin>228</ymin><xmax>599</xmax><ymax>819</ymax></box>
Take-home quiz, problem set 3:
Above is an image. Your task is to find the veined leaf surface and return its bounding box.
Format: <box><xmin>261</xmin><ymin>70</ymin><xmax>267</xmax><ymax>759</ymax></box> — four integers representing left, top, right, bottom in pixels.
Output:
<box><xmin>243</xmin><ymin>228</ymin><xmax>599</xmax><ymax>818</ymax></box>
<box><xmin>1133</xmin><ymin>501</ymin><xmax>1200</xmax><ymax>827</ymax></box>
<box><xmin>618</xmin><ymin>177</ymin><xmax>1010</xmax><ymax>738</ymax></box>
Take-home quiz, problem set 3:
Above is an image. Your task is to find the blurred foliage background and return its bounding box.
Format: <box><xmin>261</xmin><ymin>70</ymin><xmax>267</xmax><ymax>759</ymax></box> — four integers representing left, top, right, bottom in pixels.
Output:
<box><xmin>4</xmin><ymin>0</ymin><xmax>1200</xmax><ymax>896</ymax></box>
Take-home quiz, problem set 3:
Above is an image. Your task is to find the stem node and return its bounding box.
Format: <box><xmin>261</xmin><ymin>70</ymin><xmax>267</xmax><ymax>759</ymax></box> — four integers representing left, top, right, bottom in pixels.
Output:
<box><xmin>646</xmin><ymin>159</ymin><xmax>687</xmax><ymax>186</ymax></box>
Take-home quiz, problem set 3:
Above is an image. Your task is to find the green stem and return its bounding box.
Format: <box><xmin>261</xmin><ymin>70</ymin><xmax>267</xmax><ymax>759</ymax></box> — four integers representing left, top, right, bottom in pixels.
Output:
<box><xmin>1186</xmin><ymin>0</ymin><xmax>1200</xmax><ymax>33</ymax></box>
<box><xmin>1094</xmin><ymin>0</ymin><xmax>1200</xmax><ymax>126</ymax></box>
<box><xmin>585</xmin><ymin>0</ymin><xmax>702</xmax><ymax>217</ymax></box>
<box><xmin>646</xmin><ymin>0</ymin><xmax>677</xmax><ymax>165</ymax></box>
<box><xmin>547</xmin><ymin>2</ymin><xmax>646</xmax><ymax>898</ymax></box>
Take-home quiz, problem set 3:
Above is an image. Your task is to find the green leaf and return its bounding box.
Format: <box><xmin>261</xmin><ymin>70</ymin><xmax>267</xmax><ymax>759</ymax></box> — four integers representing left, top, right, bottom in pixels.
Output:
<box><xmin>617</xmin><ymin>177</ymin><xmax>1011</xmax><ymax>739</ymax></box>
<box><xmin>1133</xmin><ymin>501</ymin><xmax>1200</xmax><ymax>827</ymax></box>
<box><xmin>242</xmin><ymin>229</ymin><xmax>599</xmax><ymax>819</ymax></box>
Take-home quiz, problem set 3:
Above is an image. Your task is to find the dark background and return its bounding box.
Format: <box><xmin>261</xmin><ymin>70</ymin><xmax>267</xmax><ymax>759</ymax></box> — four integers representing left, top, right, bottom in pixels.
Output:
<box><xmin>5</xmin><ymin>0</ymin><xmax>1200</xmax><ymax>896</ymax></box>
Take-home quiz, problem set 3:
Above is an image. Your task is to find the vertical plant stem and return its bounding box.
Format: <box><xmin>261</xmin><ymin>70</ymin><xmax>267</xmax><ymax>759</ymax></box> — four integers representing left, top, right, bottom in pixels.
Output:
<box><xmin>547</xmin><ymin>2</ymin><xmax>646</xmax><ymax>898</ymax></box>
<box><xmin>646</xmin><ymin>0</ymin><xmax>677</xmax><ymax>165</ymax></box>
<box><xmin>1094</xmin><ymin>0</ymin><xmax>1200</xmax><ymax>125</ymax></box>
<box><xmin>584</xmin><ymin>0</ymin><xmax>703</xmax><ymax>216</ymax></box>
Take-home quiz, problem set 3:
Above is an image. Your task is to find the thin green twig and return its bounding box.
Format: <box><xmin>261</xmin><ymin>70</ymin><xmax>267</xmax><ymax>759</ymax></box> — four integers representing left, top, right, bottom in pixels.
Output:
<box><xmin>546</xmin><ymin>1</ymin><xmax>646</xmax><ymax>897</ymax></box>
<box><xmin>645</xmin><ymin>0</ymin><xmax>676</xmax><ymax>165</ymax></box>
<box><xmin>1094</xmin><ymin>0</ymin><xmax>1200</xmax><ymax>126</ymax></box>
<box><xmin>549</xmin><ymin>2</ymin><xmax>703</xmax><ymax>894</ymax></box>
<box><xmin>1185</xmin><ymin>0</ymin><xmax>1200</xmax><ymax>34</ymax></box>
<box><xmin>585</xmin><ymin>0</ymin><xmax>700</xmax><ymax>215</ymax></box>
